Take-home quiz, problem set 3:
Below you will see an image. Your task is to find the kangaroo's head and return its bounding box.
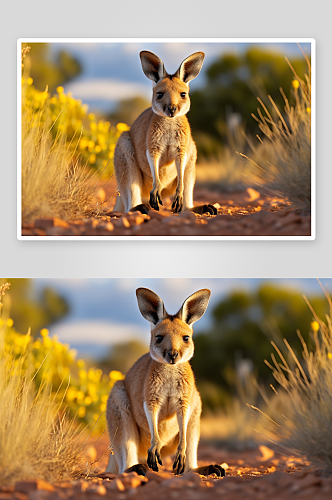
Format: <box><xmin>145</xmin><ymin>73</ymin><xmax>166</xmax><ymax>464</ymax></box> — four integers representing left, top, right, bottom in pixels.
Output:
<box><xmin>136</xmin><ymin>287</ymin><xmax>211</xmax><ymax>365</ymax></box>
<box><xmin>139</xmin><ymin>51</ymin><xmax>205</xmax><ymax>119</ymax></box>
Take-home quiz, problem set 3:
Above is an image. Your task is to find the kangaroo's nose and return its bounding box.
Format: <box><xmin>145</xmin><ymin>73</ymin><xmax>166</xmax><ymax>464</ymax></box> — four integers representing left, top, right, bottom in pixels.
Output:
<box><xmin>167</xmin><ymin>105</ymin><xmax>177</xmax><ymax>116</ymax></box>
<box><xmin>167</xmin><ymin>351</ymin><xmax>179</xmax><ymax>363</ymax></box>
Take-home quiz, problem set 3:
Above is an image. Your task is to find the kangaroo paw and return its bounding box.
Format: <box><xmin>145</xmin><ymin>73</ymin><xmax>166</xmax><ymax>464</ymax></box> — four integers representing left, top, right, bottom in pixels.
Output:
<box><xmin>190</xmin><ymin>204</ymin><xmax>218</xmax><ymax>215</ymax></box>
<box><xmin>125</xmin><ymin>463</ymin><xmax>149</xmax><ymax>477</ymax></box>
<box><xmin>173</xmin><ymin>453</ymin><xmax>186</xmax><ymax>475</ymax></box>
<box><xmin>147</xmin><ymin>448</ymin><xmax>163</xmax><ymax>472</ymax></box>
<box><xmin>149</xmin><ymin>189</ymin><xmax>163</xmax><ymax>211</ymax></box>
<box><xmin>193</xmin><ymin>464</ymin><xmax>225</xmax><ymax>477</ymax></box>
<box><xmin>172</xmin><ymin>193</ymin><xmax>183</xmax><ymax>213</ymax></box>
<box><xmin>130</xmin><ymin>203</ymin><xmax>150</xmax><ymax>215</ymax></box>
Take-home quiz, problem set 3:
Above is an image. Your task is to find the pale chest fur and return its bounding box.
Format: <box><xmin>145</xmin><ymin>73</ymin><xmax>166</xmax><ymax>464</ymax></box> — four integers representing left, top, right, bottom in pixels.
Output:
<box><xmin>144</xmin><ymin>363</ymin><xmax>194</xmax><ymax>419</ymax></box>
<box><xmin>148</xmin><ymin>117</ymin><xmax>190</xmax><ymax>162</ymax></box>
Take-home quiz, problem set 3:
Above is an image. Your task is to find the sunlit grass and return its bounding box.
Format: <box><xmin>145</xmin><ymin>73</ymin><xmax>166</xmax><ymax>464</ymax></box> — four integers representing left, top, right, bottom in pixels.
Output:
<box><xmin>254</xmin><ymin>286</ymin><xmax>332</xmax><ymax>475</ymax></box>
<box><xmin>239</xmin><ymin>52</ymin><xmax>311</xmax><ymax>213</ymax></box>
<box><xmin>0</xmin><ymin>283</ymin><xmax>84</xmax><ymax>485</ymax></box>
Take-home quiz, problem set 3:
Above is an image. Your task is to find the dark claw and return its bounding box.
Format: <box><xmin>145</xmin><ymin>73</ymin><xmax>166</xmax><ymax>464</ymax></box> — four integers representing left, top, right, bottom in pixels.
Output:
<box><xmin>147</xmin><ymin>449</ymin><xmax>162</xmax><ymax>472</ymax></box>
<box><xmin>172</xmin><ymin>194</ymin><xmax>183</xmax><ymax>213</ymax></box>
<box><xmin>149</xmin><ymin>190</ymin><xmax>162</xmax><ymax>211</ymax></box>
<box><xmin>130</xmin><ymin>203</ymin><xmax>150</xmax><ymax>215</ymax></box>
<box><xmin>173</xmin><ymin>454</ymin><xmax>186</xmax><ymax>475</ymax></box>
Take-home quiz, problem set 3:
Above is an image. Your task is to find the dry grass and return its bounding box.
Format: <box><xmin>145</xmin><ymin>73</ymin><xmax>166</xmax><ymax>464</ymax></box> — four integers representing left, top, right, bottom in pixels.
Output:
<box><xmin>200</xmin><ymin>374</ymin><xmax>273</xmax><ymax>450</ymax></box>
<box><xmin>255</xmin><ymin>286</ymin><xmax>332</xmax><ymax>475</ymax></box>
<box><xmin>239</xmin><ymin>53</ymin><xmax>311</xmax><ymax>213</ymax></box>
<box><xmin>0</xmin><ymin>285</ymin><xmax>84</xmax><ymax>485</ymax></box>
<box><xmin>21</xmin><ymin>83</ymin><xmax>94</xmax><ymax>223</ymax></box>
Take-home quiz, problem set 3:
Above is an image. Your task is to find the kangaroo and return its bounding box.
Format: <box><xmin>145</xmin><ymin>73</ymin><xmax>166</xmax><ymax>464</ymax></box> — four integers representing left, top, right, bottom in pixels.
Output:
<box><xmin>113</xmin><ymin>51</ymin><xmax>217</xmax><ymax>216</ymax></box>
<box><xmin>105</xmin><ymin>287</ymin><xmax>225</xmax><ymax>478</ymax></box>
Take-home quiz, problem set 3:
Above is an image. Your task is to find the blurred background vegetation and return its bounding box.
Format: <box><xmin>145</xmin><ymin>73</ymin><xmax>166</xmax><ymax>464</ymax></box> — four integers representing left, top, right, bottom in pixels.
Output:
<box><xmin>21</xmin><ymin>43</ymin><xmax>82</xmax><ymax>94</ymax></box>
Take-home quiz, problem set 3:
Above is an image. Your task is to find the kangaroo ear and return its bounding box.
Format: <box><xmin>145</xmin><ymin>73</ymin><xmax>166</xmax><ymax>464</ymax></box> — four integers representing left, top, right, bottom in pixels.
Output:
<box><xmin>136</xmin><ymin>288</ymin><xmax>166</xmax><ymax>325</ymax></box>
<box><xmin>140</xmin><ymin>51</ymin><xmax>166</xmax><ymax>83</ymax></box>
<box><xmin>174</xmin><ymin>52</ymin><xmax>205</xmax><ymax>84</ymax></box>
<box><xmin>176</xmin><ymin>289</ymin><xmax>211</xmax><ymax>326</ymax></box>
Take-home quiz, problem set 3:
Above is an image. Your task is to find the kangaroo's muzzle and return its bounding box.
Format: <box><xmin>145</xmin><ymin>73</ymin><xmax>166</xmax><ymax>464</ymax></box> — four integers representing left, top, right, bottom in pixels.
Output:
<box><xmin>167</xmin><ymin>350</ymin><xmax>179</xmax><ymax>364</ymax></box>
<box><xmin>167</xmin><ymin>105</ymin><xmax>177</xmax><ymax>117</ymax></box>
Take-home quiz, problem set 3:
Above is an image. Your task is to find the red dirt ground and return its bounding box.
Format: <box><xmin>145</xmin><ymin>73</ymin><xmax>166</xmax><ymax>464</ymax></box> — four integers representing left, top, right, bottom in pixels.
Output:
<box><xmin>3</xmin><ymin>437</ymin><xmax>331</xmax><ymax>500</ymax></box>
<box><xmin>21</xmin><ymin>179</ymin><xmax>311</xmax><ymax>237</ymax></box>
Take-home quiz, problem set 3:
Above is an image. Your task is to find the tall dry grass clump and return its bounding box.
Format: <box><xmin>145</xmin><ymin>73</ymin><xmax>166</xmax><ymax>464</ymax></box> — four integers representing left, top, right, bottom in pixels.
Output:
<box><xmin>0</xmin><ymin>284</ymin><xmax>84</xmax><ymax>485</ymax></box>
<box><xmin>256</xmin><ymin>286</ymin><xmax>332</xmax><ymax>475</ymax></box>
<box><xmin>240</xmin><ymin>52</ymin><xmax>311</xmax><ymax>213</ymax></box>
<box><xmin>21</xmin><ymin>48</ymin><xmax>94</xmax><ymax>223</ymax></box>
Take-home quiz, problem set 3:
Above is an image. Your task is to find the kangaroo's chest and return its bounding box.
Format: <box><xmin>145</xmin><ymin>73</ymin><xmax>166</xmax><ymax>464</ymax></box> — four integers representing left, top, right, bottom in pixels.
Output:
<box><xmin>147</xmin><ymin>370</ymin><xmax>190</xmax><ymax>420</ymax></box>
<box><xmin>149</xmin><ymin>120</ymin><xmax>189</xmax><ymax>164</ymax></box>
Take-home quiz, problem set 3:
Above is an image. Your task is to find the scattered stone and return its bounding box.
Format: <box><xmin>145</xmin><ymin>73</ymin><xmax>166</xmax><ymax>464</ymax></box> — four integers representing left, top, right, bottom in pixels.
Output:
<box><xmin>86</xmin><ymin>484</ymin><xmax>107</xmax><ymax>495</ymax></box>
<box><xmin>105</xmin><ymin>478</ymin><xmax>125</xmax><ymax>492</ymax></box>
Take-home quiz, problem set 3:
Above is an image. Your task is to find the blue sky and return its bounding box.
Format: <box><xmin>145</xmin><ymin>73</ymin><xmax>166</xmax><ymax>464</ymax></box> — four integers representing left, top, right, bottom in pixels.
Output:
<box><xmin>49</xmin><ymin>41</ymin><xmax>312</xmax><ymax>113</ymax></box>
<box><xmin>33</xmin><ymin>278</ymin><xmax>329</xmax><ymax>359</ymax></box>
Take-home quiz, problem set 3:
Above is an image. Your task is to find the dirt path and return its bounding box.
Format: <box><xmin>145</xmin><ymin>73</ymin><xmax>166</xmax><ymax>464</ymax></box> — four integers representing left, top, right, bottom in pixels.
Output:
<box><xmin>3</xmin><ymin>438</ymin><xmax>331</xmax><ymax>500</ymax></box>
<box><xmin>22</xmin><ymin>180</ymin><xmax>311</xmax><ymax>237</ymax></box>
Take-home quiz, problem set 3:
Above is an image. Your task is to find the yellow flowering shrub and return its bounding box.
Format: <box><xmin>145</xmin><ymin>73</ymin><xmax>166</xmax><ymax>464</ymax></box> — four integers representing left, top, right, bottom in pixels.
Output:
<box><xmin>1</xmin><ymin>317</ymin><xmax>124</xmax><ymax>433</ymax></box>
<box><xmin>22</xmin><ymin>78</ymin><xmax>130</xmax><ymax>178</ymax></box>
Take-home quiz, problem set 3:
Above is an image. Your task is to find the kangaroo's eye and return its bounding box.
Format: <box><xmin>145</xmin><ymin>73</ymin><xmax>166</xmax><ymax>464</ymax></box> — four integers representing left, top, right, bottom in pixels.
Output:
<box><xmin>183</xmin><ymin>336</ymin><xmax>190</xmax><ymax>342</ymax></box>
<box><xmin>180</xmin><ymin>92</ymin><xmax>187</xmax><ymax>98</ymax></box>
<box><xmin>156</xmin><ymin>335</ymin><xmax>163</xmax><ymax>343</ymax></box>
<box><xmin>156</xmin><ymin>92</ymin><xmax>164</xmax><ymax>99</ymax></box>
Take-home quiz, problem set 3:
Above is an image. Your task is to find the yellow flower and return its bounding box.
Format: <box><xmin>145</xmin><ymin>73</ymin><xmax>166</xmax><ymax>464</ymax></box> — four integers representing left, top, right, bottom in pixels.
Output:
<box><xmin>328</xmin><ymin>352</ymin><xmax>332</xmax><ymax>360</ymax></box>
<box><xmin>90</xmin><ymin>122</ymin><xmax>97</xmax><ymax>131</ymax></box>
<box><xmin>66</xmin><ymin>387</ymin><xmax>77</xmax><ymax>402</ymax></box>
<box><xmin>78</xmin><ymin>406</ymin><xmax>86</xmax><ymax>418</ymax></box>
<box><xmin>88</xmin><ymin>113</ymin><xmax>95</xmax><ymax>121</ymax></box>
<box><xmin>77</xmin><ymin>359</ymin><xmax>85</xmax><ymax>368</ymax></box>
<box><xmin>87</xmin><ymin>383</ymin><xmax>97</xmax><ymax>396</ymax></box>
<box><xmin>116</xmin><ymin>122</ymin><xmax>130</xmax><ymax>132</ymax></box>
<box><xmin>7</xmin><ymin>318</ymin><xmax>14</xmax><ymax>327</ymax></box>
<box><xmin>27</xmin><ymin>77</ymin><xmax>33</xmax><ymax>85</ymax></box>
<box><xmin>109</xmin><ymin>370</ymin><xmax>124</xmax><ymax>381</ymax></box>
<box><xmin>76</xmin><ymin>391</ymin><xmax>85</xmax><ymax>401</ymax></box>
<box><xmin>100</xmin><ymin>403</ymin><xmax>106</xmax><ymax>412</ymax></box>
<box><xmin>292</xmin><ymin>80</ymin><xmax>299</xmax><ymax>89</ymax></box>
<box><xmin>89</xmin><ymin>154</ymin><xmax>96</xmax><ymax>164</ymax></box>
<box><xmin>84</xmin><ymin>396</ymin><xmax>92</xmax><ymax>406</ymax></box>
<box><xmin>95</xmin><ymin>145</ymin><xmax>102</xmax><ymax>153</ymax></box>
<box><xmin>79</xmin><ymin>369</ymin><xmax>87</xmax><ymax>381</ymax></box>
<box><xmin>40</xmin><ymin>328</ymin><xmax>49</xmax><ymax>337</ymax></box>
<box><xmin>56</xmin><ymin>86</ymin><xmax>64</xmax><ymax>94</ymax></box>
<box><xmin>101</xmin><ymin>394</ymin><xmax>108</xmax><ymax>403</ymax></box>
<box><xmin>306</xmin><ymin>107</ymin><xmax>311</xmax><ymax>113</ymax></box>
<box><xmin>79</xmin><ymin>138</ymin><xmax>88</xmax><ymax>149</ymax></box>
<box><xmin>43</xmin><ymin>337</ymin><xmax>52</xmax><ymax>348</ymax></box>
<box><xmin>311</xmin><ymin>321</ymin><xmax>320</xmax><ymax>332</ymax></box>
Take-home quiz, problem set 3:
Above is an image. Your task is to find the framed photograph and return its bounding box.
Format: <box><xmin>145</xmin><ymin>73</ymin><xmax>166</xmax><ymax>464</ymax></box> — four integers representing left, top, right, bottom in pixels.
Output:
<box><xmin>18</xmin><ymin>38</ymin><xmax>315</xmax><ymax>240</ymax></box>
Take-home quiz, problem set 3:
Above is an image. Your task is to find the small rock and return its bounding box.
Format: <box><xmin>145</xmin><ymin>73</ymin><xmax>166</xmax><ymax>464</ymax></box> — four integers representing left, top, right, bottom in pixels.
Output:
<box><xmin>113</xmin><ymin>217</ymin><xmax>131</xmax><ymax>229</ymax></box>
<box><xmin>15</xmin><ymin>482</ymin><xmax>37</xmax><ymax>494</ymax></box>
<box><xmin>106</xmin><ymin>478</ymin><xmax>125</xmax><ymax>492</ymax></box>
<box><xmin>146</xmin><ymin>470</ymin><xmax>172</xmax><ymax>483</ymax></box>
<box><xmin>86</xmin><ymin>484</ymin><xmax>107</xmax><ymax>495</ymax></box>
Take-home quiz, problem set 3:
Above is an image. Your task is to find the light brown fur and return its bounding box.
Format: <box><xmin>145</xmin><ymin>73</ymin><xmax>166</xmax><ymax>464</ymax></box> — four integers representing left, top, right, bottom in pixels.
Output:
<box><xmin>106</xmin><ymin>288</ymin><xmax>225</xmax><ymax>478</ymax></box>
<box><xmin>113</xmin><ymin>51</ymin><xmax>217</xmax><ymax>216</ymax></box>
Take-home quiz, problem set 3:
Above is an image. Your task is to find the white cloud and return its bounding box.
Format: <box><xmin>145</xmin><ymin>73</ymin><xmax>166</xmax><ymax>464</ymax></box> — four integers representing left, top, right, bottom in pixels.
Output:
<box><xmin>49</xmin><ymin>320</ymin><xmax>150</xmax><ymax>345</ymax></box>
<box><xmin>64</xmin><ymin>78</ymin><xmax>151</xmax><ymax>102</ymax></box>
